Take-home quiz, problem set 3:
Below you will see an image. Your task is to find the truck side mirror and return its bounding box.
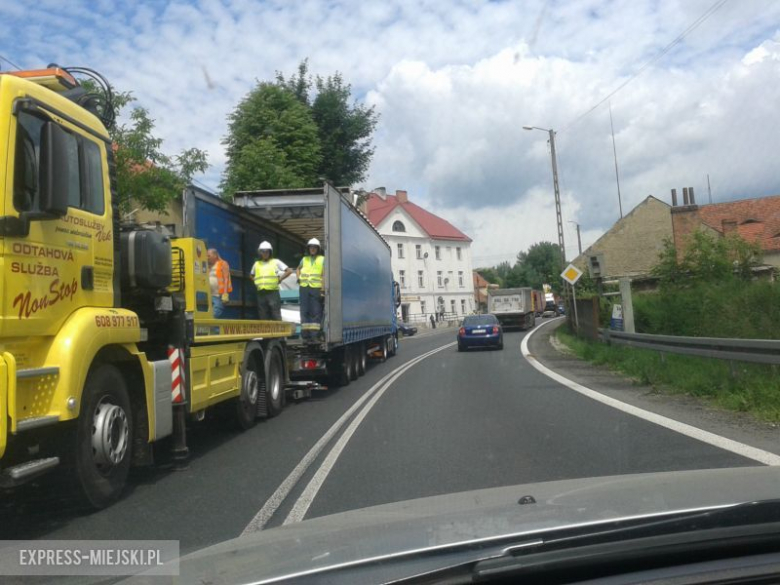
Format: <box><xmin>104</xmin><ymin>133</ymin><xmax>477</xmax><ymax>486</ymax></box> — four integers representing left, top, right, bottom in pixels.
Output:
<box><xmin>39</xmin><ymin>121</ymin><xmax>71</xmax><ymax>218</ymax></box>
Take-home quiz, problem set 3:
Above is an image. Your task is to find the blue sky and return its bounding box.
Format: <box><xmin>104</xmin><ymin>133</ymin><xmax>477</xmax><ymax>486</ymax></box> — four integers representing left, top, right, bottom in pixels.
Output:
<box><xmin>3</xmin><ymin>0</ymin><xmax>780</xmax><ymax>264</ymax></box>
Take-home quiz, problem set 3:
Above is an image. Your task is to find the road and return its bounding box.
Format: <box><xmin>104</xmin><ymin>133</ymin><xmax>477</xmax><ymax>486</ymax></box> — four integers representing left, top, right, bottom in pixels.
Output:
<box><xmin>0</xmin><ymin>322</ymin><xmax>754</xmax><ymax>556</ymax></box>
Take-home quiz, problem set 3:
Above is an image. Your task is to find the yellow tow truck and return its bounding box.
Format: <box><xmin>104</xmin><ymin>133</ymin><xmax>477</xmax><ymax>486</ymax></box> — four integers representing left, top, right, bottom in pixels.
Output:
<box><xmin>0</xmin><ymin>66</ymin><xmax>309</xmax><ymax>507</ymax></box>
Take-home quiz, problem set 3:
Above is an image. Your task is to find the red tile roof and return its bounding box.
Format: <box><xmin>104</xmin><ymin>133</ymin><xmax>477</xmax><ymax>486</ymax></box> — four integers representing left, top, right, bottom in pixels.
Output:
<box><xmin>695</xmin><ymin>195</ymin><xmax>780</xmax><ymax>252</ymax></box>
<box><xmin>366</xmin><ymin>193</ymin><xmax>472</xmax><ymax>242</ymax></box>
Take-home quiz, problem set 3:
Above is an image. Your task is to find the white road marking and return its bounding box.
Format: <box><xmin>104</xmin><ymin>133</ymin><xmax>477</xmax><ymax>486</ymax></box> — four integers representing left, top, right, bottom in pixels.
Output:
<box><xmin>283</xmin><ymin>342</ymin><xmax>454</xmax><ymax>524</ymax></box>
<box><xmin>241</xmin><ymin>341</ymin><xmax>456</xmax><ymax>535</ymax></box>
<box><xmin>521</xmin><ymin>319</ymin><xmax>780</xmax><ymax>466</ymax></box>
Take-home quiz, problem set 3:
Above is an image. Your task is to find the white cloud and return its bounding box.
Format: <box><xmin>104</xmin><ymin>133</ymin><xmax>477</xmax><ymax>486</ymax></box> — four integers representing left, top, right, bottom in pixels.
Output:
<box><xmin>3</xmin><ymin>0</ymin><xmax>780</xmax><ymax>263</ymax></box>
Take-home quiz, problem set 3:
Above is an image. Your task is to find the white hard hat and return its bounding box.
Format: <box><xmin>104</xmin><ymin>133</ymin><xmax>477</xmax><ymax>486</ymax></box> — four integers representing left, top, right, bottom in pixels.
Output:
<box><xmin>258</xmin><ymin>241</ymin><xmax>273</xmax><ymax>252</ymax></box>
<box><xmin>307</xmin><ymin>238</ymin><xmax>321</xmax><ymax>248</ymax></box>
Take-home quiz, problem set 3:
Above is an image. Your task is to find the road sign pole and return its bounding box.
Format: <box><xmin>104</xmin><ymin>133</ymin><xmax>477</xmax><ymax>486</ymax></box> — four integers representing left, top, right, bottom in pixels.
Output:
<box><xmin>572</xmin><ymin>283</ymin><xmax>579</xmax><ymax>332</ymax></box>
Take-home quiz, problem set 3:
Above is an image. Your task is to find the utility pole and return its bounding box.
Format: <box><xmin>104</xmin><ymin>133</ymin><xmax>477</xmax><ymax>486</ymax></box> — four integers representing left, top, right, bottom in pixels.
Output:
<box><xmin>570</xmin><ymin>221</ymin><xmax>582</xmax><ymax>256</ymax></box>
<box><xmin>548</xmin><ymin>129</ymin><xmax>566</xmax><ymax>267</ymax></box>
<box><xmin>707</xmin><ymin>174</ymin><xmax>712</xmax><ymax>204</ymax></box>
<box><xmin>609</xmin><ymin>102</ymin><xmax>623</xmax><ymax>219</ymax></box>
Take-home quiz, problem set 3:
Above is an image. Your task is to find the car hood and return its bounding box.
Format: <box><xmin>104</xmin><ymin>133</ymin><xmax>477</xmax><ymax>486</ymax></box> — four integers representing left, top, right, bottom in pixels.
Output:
<box><xmin>125</xmin><ymin>466</ymin><xmax>780</xmax><ymax>584</ymax></box>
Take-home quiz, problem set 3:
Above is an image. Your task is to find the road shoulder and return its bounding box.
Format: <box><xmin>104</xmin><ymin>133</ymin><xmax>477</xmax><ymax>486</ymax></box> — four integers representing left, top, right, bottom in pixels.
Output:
<box><xmin>527</xmin><ymin>319</ymin><xmax>780</xmax><ymax>459</ymax></box>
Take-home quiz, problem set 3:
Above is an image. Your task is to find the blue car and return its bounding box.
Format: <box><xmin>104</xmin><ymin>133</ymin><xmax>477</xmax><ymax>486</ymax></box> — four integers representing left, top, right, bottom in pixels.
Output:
<box><xmin>457</xmin><ymin>314</ymin><xmax>503</xmax><ymax>351</ymax></box>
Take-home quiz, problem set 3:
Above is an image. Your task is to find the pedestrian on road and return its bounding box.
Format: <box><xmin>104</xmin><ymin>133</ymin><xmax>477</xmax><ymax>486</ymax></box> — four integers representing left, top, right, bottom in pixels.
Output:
<box><xmin>207</xmin><ymin>248</ymin><xmax>232</xmax><ymax>318</ymax></box>
<box><xmin>297</xmin><ymin>238</ymin><xmax>325</xmax><ymax>342</ymax></box>
<box><xmin>429</xmin><ymin>314</ymin><xmax>436</xmax><ymax>329</ymax></box>
<box><xmin>251</xmin><ymin>241</ymin><xmax>292</xmax><ymax>320</ymax></box>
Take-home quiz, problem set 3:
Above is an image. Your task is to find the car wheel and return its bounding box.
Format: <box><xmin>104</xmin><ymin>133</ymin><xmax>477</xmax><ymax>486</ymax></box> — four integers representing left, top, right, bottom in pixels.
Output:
<box><xmin>457</xmin><ymin>342</ymin><xmax>464</xmax><ymax>352</ymax></box>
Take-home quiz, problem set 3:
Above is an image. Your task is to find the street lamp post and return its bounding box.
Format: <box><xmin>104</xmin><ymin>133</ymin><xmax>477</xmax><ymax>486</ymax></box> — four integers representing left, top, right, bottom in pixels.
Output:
<box><xmin>523</xmin><ymin>126</ymin><xmax>566</xmax><ymax>267</ymax></box>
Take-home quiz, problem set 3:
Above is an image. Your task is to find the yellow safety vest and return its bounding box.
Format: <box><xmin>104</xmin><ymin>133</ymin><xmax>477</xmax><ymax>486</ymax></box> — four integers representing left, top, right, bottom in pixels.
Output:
<box><xmin>299</xmin><ymin>255</ymin><xmax>324</xmax><ymax>288</ymax></box>
<box><xmin>253</xmin><ymin>260</ymin><xmax>279</xmax><ymax>291</ymax></box>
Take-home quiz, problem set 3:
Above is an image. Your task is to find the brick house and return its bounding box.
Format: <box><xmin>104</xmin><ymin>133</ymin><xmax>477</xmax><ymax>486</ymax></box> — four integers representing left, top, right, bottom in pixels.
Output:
<box><xmin>572</xmin><ymin>195</ymin><xmax>673</xmax><ymax>280</ymax></box>
<box><xmin>671</xmin><ymin>193</ymin><xmax>780</xmax><ymax>271</ymax></box>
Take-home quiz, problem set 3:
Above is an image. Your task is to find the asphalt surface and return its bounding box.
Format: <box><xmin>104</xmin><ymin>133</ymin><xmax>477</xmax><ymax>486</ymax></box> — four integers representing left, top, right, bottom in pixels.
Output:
<box><xmin>0</xmin><ymin>322</ymin><xmax>755</xmax><ymax>558</ymax></box>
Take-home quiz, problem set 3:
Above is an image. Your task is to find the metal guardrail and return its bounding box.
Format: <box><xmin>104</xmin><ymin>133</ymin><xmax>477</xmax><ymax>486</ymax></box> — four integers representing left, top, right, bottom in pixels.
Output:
<box><xmin>600</xmin><ymin>329</ymin><xmax>780</xmax><ymax>365</ymax></box>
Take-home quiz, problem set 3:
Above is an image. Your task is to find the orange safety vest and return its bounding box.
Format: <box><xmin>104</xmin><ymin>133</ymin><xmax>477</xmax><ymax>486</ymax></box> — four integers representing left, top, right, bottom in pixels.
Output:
<box><xmin>214</xmin><ymin>259</ymin><xmax>232</xmax><ymax>294</ymax></box>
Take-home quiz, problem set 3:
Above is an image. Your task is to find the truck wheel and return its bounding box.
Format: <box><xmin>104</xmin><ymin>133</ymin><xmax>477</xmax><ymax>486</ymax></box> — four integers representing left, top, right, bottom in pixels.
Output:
<box><xmin>264</xmin><ymin>349</ymin><xmax>284</xmax><ymax>417</ymax></box>
<box><xmin>68</xmin><ymin>364</ymin><xmax>132</xmax><ymax>509</ymax></box>
<box><xmin>388</xmin><ymin>334</ymin><xmax>398</xmax><ymax>357</ymax></box>
<box><xmin>357</xmin><ymin>343</ymin><xmax>367</xmax><ymax>376</ymax></box>
<box><xmin>236</xmin><ymin>354</ymin><xmax>260</xmax><ymax>430</ymax></box>
<box><xmin>347</xmin><ymin>347</ymin><xmax>359</xmax><ymax>381</ymax></box>
<box><xmin>379</xmin><ymin>337</ymin><xmax>388</xmax><ymax>362</ymax></box>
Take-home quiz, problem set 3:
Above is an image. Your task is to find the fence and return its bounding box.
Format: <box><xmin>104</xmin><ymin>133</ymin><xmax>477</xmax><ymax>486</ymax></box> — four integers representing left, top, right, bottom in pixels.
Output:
<box><xmin>600</xmin><ymin>329</ymin><xmax>780</xmax><ymax>366</ymax></box>
<box><xmin>567</xmin><ymin>297</ymin><xmax>601</xmax><ymax>341</ymax></box>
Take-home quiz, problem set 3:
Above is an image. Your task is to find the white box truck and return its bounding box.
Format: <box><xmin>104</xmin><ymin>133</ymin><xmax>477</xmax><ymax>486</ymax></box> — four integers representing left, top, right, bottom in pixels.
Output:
<box><xmin>487</xmin><ymin>288</ymin><xmax>536</xmax><ymax>330</ymax></box>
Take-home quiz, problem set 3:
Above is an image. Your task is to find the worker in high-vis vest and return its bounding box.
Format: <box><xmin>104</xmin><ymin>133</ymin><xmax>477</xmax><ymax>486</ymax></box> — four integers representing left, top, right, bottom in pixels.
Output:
<box><xmin>296</xmin><ymin>238</ymin><xmax>325</xmax><ymax>341</ymax></box>
<box><xmin>250</xmin><ymin>241</ymin><xmax>292</xmax><ymax>320</ymax></box>
<box><xmin>207</xmin><ymin>248</ymin><xmax>232</xmax><ymax>318</ymax></box>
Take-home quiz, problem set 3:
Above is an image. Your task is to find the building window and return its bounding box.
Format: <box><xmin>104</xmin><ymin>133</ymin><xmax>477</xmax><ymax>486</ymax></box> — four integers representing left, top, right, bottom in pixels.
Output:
<box><xmin>397</xmin><ymin>243</ymin><xmax>404</xmax><ymax>258</ymax></box>
<box><xmin>399</xmin><ymin>270</ymin><xmax>406</xmax><ymax>288</ymax></box>
<box><xmin>450</xmin><ymin>299</ymin><xmax>456</xmax><ymax>314</ymax></box>
<box><xmin>421</xmin><ymin>300</ymin><xmax>426</xmax><ymax>315</ymax></box>
<box><xmin>456</xmin><ymin>247</ymin><xmax>462</xmax><ymax>261</ymax></box>
<box><xmin>435</xmin><ymin>246</ymin><xmax>441</xmax><ymax>260</ymax></box>
<box><xmin>437</xmin><ymin>271</ymin><xmax>443</xmax><ymax>287</ymax></box>
<box><xmin>461</xmin><ymin>299</ymin><xmax>466</xmax><ymax>314</ymax></box>
<box><xmin>392</xmin><ymin>220</ymin><xmax>406</xmax><ymax>232</ymax></box>
<box><xmin>417</xmin><ymin>270</ymin><xmax>424</xmax><ymax>288</ymax></box>
<box><xmin>458</xmin><ymin>271</ymin><xmax>464</xmax><ymax>287</ymax></box>
<box><xmin>415</xmin><ymin>244</ymin><xmax>422</xmax><ymax>259</ymax></box>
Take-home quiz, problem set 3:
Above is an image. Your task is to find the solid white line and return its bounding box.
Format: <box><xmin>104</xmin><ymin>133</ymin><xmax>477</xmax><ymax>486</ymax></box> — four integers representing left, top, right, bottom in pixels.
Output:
<box><xmin>241</xmin><ymin>341</ymin><xmax>456</xmax><ymax>535</ymax></box>
<box><xmin>521</xmin><ymin>319</ymin><xmax>780</xmax><ymax>466</ymax></box>
<box><xmin>283</xmin><ymin>342</ymin><xmax>455</xmax><ymax>524</ymax></box>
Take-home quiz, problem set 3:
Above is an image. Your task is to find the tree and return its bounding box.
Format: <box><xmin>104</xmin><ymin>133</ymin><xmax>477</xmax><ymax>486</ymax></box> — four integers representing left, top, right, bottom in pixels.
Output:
<box><xmin>652</xmin><ymin>230</ymin><xmax>762</xmax><ymax>287</ymax></box>
<box><xmin>510</xmin><ymin>242</ymin><xmax>563</xmax><ymax>291</ymax></box>
<box><xmin>92</xmin><ymin>85</ymin><xmax>207</xmax><ymax>213</ymax></box>
<box><xmin>277</xmin><ymin>60</ymin><xmax>379</xmax><ymax>186</ymax></box>
<box><xmin>221</xmin><ymin>83</ymin><xmax>322</xmax><ymax>194</ymax></box>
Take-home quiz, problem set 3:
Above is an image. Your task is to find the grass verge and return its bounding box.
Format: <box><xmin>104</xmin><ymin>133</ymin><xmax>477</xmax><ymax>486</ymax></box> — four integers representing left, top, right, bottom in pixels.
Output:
<box><xmin>556</xmin><ymin>327</ymin><xmax>780</xmax><ymax>422</ymax></box>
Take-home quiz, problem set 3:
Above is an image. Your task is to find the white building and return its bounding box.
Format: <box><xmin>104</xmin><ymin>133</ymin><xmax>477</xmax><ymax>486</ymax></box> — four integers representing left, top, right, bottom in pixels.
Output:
<box><xmin>366</xmin><ymin>188</ymin><xmax>475</xmax><ymax>322</ymax></box>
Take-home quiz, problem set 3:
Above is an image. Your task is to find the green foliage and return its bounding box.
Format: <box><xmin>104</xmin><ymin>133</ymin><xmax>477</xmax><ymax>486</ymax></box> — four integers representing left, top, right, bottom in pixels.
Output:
<box><xmin>221</xmin><ymin>83</ymin><xmax>322</xmax><ymax>193</ymax></box>
<box><xmin>83</xmin><ymin>82</ymin><xmax>208</xmax><ymax>213</ymax></box>
<box><xmin>276</xmin><ymin>60</ymin><xmax>379</xmax><ymax>186</ymax></box>
<box><xmin>652</xmin><ymin>230</ymin><xmax>762</xmax><ymax>287</ymax></box>
<box><xmin>475</xmin><ymin>267</ymin><xmax>504</xmax><ymax>287</ymax></box>
<box><xmin>633</xmin><ymin>279</ymin><xmax>780</xmax><ymax>339</ymax></box>
<box><xmin>558</xmin><ymin>328</ymin><xmax>780</xmax><ymax>421</ymax></box>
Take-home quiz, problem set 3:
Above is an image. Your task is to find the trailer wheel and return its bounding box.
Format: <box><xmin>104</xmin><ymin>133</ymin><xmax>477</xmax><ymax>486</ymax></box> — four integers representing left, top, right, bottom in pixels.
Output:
<box><xmin>388</xmin><ymin>334</ymin><xmax>398</xmax><ymax>357</ymax></box>
<box><xmin>328</xmin><ymin>348</ymin><xmax>351</xmax><ymax>388</ymax></box>
<box><xmin>265</xmin><ymin>349</ymin><xmax>284</xmax><ymax>417</ymax></box>
<box><xmin>236</xmin><ymin>353</ymin><xmax>260</xmax><ymax>430</ymax></box>
<box><xmin>67</xmin><ymin>364</ymin><xmax>132</xmax><ymax>509</ymax></box>
<box><xmin>357</xmin><ymin>343</ymin><xmax>367</xmax><ymax>376</ymax></box>
<box><xmin>347</xmin><ymin>345</ymin><xmax>360</xmax><ymax>382</ymax></box>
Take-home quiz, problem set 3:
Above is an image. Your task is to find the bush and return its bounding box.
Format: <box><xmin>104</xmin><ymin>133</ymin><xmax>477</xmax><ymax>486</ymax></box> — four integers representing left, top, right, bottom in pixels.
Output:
<box><xmin>634</xmin><ymin>280</ymin><xmax>780</xmax><ymax>339</ymax></box>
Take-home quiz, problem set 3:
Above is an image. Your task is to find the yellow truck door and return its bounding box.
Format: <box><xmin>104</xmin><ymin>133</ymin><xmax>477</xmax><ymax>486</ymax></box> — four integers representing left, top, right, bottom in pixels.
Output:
<box><xmin>3</xmin><ymin>101</ymin><xmax>113</xmax><ymax>338</ymax></box>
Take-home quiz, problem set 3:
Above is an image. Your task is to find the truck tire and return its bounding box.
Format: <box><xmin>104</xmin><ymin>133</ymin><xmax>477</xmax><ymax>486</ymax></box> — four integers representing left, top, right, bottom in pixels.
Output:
<box><xmin>388</xmin><ymin>334</ymin><xmax>398</xmax><ymax>357</ymax></box>
<box><xmin>68</xmin><ymin>364</ymin><xmax>132</xmax><ymax>509</ymax></box>
<box><xmin>379</xmin><ymin>337</ymin><xmax>388</xmax><ymax>362</ymax></box>
<box><xmin>347</xmin><ymin>347</ymin><xmax>359</xmax><ymax>381</ymax></box>
<box><xmin>265</xmin><ymin>349</ymin><xmax>284</xmax><ymax>417</ymax></box>
<box><xmin>357</xmin><ymin>343</ymin><xmax>367</xmax><ymax>376</ymax></box>
<box><xmin>236</xmin><ymin>353</ymin><xmax>260</xmax><ymax>430</ymax></box>
<box><xmin>328</xmin><ymin>348</ymin><xmax>351</xmax><ymax>388</ymax></box>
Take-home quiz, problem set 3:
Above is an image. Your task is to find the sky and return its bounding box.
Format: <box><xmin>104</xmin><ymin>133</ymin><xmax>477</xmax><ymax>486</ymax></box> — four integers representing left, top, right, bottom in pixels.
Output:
<box><xmin>3</xmin><ymin>0</ymin><xmax>780</xmax><ymax>266</ymax></box>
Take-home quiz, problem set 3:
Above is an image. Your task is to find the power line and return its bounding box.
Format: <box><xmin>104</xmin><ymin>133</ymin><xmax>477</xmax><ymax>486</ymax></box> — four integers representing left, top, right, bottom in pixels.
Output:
<box><xmin>561</xmin><ymin>0</ymin><xmax>730</xmax><ymax>132</ymax></box>
<box><xmin>0</xmin><ymin>54</ymin><xmax>22</xmax><ymax>71</ymax></box>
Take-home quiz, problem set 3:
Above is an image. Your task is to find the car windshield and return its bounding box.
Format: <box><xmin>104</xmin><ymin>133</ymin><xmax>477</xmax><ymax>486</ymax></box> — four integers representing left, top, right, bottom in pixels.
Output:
<box><xmin>4</xmin><ymin>2</ymin><xmax>780</xmax><ymax>583</ymax></box>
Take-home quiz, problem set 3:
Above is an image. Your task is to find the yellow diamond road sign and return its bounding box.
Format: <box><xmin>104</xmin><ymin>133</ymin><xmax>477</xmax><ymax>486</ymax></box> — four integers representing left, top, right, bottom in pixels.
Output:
<box><xmin>561</xmin><ymin>264</ymin><xmax>583</xmax><ymax>285</ymax></box>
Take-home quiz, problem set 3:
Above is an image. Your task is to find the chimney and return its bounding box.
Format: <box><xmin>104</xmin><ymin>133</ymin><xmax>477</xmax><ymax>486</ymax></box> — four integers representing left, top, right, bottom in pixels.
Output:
<box><xmin>688</xmin><ymin>187</ymin><xmax>695</xmax><ymax>205</ymax></box>
<box><xmin>671</xmin><ymin>188</ymin><xmax>678</xmax><ymax>206</ymax></box>
<box><xmin>374</xmin><ymin>187</ymin><xmax>386</xmax><ymax>200</ymax></box>
<box><xmin>396</xmin><ymin>189</ymin><xmax>408</xmax><ymax>203</ymax></box>
<box><xmin>682</xmin><ymin>187</ymin><xmax>689</xmax><ymax>205</ymax></box>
